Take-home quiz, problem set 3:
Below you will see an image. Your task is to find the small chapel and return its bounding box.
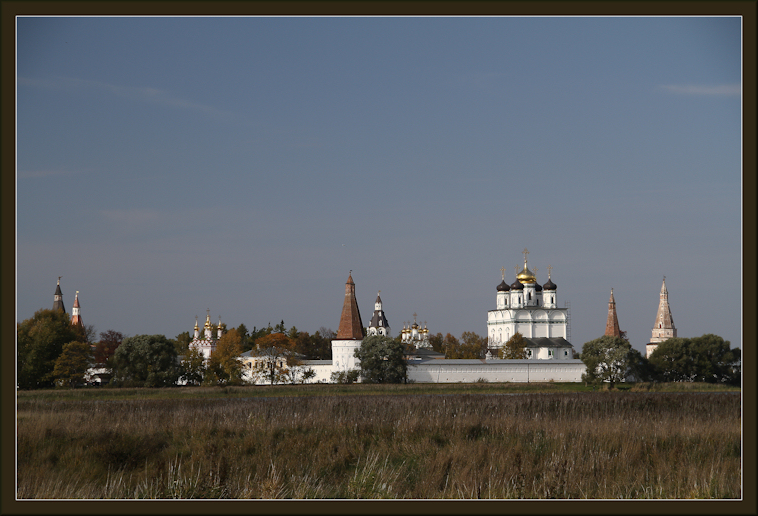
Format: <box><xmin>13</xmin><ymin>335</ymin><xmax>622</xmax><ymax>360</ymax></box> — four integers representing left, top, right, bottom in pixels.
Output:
<box><xmin>189</xmin><ymin>310</ymin><xmax>223</xmax><ymax>360</ymax></box>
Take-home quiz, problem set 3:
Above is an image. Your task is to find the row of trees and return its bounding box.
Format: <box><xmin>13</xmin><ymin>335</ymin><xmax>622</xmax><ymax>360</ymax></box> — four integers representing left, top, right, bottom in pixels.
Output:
<box><xmin>579</xmin><ymin>334</ymin><xmax>740</xmax><ymax>387</ymax></box>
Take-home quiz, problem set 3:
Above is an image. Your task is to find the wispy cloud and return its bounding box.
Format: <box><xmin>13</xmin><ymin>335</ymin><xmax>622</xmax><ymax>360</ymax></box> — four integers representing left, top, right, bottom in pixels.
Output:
<box><xmin>659</xmin><ymin>84</ymin><xmax>741</xmax><ymax>97</ymax></box>
<box><xmin>17</xmin><ymin>168</ymin><xmax>79</xmax><ymax>179</ymax></box>
<box><xmin>18</xmin><ymin>76</ymin><xmax>234</xmax><ymax>119</ymax></box>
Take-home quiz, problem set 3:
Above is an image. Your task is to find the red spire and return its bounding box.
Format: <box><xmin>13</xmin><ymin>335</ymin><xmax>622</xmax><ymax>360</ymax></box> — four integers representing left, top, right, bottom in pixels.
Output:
<box><xmin>336</xmin><ymin>272</ymin><xmax>364</xmax><ymax>340</ymax></box>
<box><xmin>71</xmin><ymin>291</ymin><xmax>83</xmax><ymax>328</ymax></box>
<box><xmin>604</xmin><ymin>288</ymin><xmax>621</xmax><ymax>338</ymax></box>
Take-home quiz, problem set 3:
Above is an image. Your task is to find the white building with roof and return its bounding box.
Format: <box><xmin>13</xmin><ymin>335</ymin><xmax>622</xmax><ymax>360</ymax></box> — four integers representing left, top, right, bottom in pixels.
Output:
<box><xmin>487</xmin><ymin>249</ymin><xmax>569</xmax><ymax>353</ymax></box>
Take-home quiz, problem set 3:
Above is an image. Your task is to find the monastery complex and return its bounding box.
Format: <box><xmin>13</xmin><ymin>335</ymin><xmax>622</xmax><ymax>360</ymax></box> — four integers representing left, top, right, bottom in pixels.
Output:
<box><xmin>52</xmin><ymin>248</ymin><xmax>679</xmax><ymax>384</ymax></box>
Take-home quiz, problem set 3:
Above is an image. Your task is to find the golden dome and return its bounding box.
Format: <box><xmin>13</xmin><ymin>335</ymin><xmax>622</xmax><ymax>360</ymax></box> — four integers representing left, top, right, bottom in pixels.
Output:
<box><xmin>517</xmin><ymin>265</ymin><xmax>536</xmax><ymax>284</ymax></box>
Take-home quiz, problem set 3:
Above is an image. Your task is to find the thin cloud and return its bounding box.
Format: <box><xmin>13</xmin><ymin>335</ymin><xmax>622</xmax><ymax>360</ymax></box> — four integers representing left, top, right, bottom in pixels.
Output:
<box><xmin>18</xmin><ymin>76</ymin><xmax>233</xmax><ymax>119</ymax></box>
<box><xmin>659</xmin><ymin>84</ymin><xmax>741</xmax><ymax>96</ymax></box>
<box><xmin>17</xmin><ymin>168</ymin><xmax>79</xmax><ymax>179</ymax></box>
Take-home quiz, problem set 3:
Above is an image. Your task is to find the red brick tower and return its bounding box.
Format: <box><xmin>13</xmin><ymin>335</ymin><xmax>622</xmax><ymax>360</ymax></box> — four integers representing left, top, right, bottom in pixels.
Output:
<box><xmin>604</xmin><ymin>288</ymin><xmax>621</xmax><ymax>338</ymax></box>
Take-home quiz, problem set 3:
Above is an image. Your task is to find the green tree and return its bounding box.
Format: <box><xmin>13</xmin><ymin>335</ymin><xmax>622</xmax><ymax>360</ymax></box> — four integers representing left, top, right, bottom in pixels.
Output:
<box><xmin>180</xmin><ymin>347</ymin><xmax>206</xmax><ymax>386</ymax></box>
<box><xmin>500</xmin><ymin>332</ymin><xmax>527</xmax><ymax>359</ymax></box>
<box><xmin>52</xmin><ymin>341</ymin><xmax>91</xmax><ymax>388</ymax></box>
<box><xmin>648</xmin><ymin>334</ymin><xmax>740</xmax><ymax>384</ymax></box>
<box><xmin>206</xmin><ymin>328</ymin><xmax>245</xmax><ymax>386</ymax></box>
<box><xmin>17</xmin><ymin>308</ymin><xmax>86</xmax><ymax>389</ymax></box>
<box><xmin>111</xmin><ymin>334</ymin><xmax>180</xmax><ymax>387</ymax></box>
<box><xmin>580</xmin><ymin>336</ymin><xmax>639</xmax><ymax>388</ymax></box>
<box><xmin>173</xmin><ymin>331</ymin><xmax>192</xmax><ymax>355</ymax></box>
<box><xmin>354</xmin><ymin>335</ymin><xmax>407</xmax><ymax>384</ymax></box>
<box><xmin>330</xmin><ymin>369</ymin><xmax>360</xmax><ymax>384</ymax></box>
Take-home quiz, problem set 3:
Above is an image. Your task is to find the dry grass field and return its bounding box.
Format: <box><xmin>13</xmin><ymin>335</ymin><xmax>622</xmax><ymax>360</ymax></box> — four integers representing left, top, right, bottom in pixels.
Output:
<box><xmin>16</xmin><ymin>386</ymin><xmax>741</xmax><ymax>499</ymax></box>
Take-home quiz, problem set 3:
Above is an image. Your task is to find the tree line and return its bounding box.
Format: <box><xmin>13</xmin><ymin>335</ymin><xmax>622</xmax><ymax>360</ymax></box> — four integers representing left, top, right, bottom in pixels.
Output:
<box><xmin>17</xmin><ymin>308</ymin><xmax>740</xmax><ymax>389</ymax></box>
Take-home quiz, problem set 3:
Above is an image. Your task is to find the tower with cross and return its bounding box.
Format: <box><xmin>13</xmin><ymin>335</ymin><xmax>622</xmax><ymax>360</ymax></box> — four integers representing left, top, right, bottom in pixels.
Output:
<box><xmin>487</xmin><ymin>250</ymin><xmax>571</xmax><ymax>357</ymax></box>
<box><xmin>367</xmin><ymin>290</ymin><xmax>391</xmax><ymax>337</ymax></box>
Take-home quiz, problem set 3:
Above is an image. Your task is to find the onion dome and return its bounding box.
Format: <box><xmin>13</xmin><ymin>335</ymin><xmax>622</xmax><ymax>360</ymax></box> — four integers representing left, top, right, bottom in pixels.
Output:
<box><xmin>497</xmin><ymin>280</ymin><xmax>510</xmax><ymax>292</ymax></box>
<box><xmin>510</xmin><ymin>278</ymin><xmax>524</xmax><ymax>290</ymax></box>
<box><xmin>517</xmin><ymin>266</ymin><xmax>536</xmax><ymax>284</ymax></box>
<box><xmin>535</xmin><ymin>282</ymin><xmax>543</xmax><ymax>292</ymax></box>
<box><xmin>543</xmin><ymin>277</ymin><xmax>557</xmax><ymax>290</ymax></box>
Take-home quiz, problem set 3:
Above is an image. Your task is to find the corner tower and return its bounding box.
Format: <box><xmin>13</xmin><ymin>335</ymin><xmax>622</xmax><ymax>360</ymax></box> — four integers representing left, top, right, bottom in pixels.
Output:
<box><xmin>331</xmin><ymin>272</ymin><xmax>365</xmax><ymax>372</ymax></box>
<box><xmin>53</xmin><ymin>277</ymin><xmax>65</xmax><ymax>313</ymax></box>
<box><xmin>646</xmin><ymin>277</ymin><xmax>677</xmax><ymax>358</ymax></box>
<box><xmin>604</xmin><ymin>288</ymin><xmax>621</xmax><ymax>338</ymax></box>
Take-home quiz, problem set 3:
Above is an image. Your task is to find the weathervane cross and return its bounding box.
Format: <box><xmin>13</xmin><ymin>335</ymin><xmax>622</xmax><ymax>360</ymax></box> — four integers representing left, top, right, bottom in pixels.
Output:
<box><xmin>522</xmin><ymin>248</ymin><xmax>529</xmax><ymax>263</ymax></box>
<box><xmin>500</xmin><ymin>266</ymin><xmax>505</xmax><ymax>280</ymax></box>
<box><xmin>547</xmin><ymin>265</ymin><xmax>553</xmax><ymax>277</ymax></box>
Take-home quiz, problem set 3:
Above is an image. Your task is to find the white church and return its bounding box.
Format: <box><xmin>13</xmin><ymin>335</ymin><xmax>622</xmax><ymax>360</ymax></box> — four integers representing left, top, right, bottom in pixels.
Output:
<box><xmin>266</xmin><ymin>249</ymin><xmax>585</xmax><ymax>384</ymax></box>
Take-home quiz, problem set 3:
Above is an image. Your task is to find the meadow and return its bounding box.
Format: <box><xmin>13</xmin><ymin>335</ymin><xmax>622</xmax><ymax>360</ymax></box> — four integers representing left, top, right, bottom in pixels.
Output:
<box><xmin>16</xmin><ymin>383</ymin><xmax>741</xmax><ymax>499</ymax></box>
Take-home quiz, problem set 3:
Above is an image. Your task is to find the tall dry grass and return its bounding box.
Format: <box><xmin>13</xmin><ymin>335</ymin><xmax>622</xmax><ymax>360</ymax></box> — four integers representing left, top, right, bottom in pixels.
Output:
<box><xmin>16</xmin><ymin>392</ymin><xmax>740</xmax><ymax>499</ymax></box>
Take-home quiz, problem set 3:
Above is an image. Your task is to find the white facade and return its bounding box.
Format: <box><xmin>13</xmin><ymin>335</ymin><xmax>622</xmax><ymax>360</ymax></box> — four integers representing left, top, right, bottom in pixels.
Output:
<box><xmin>189</xmin><ymin>311</ymin><xmax>220</xmax><ymax>361</ymax></box>
<box><xmin>407</xmin><ymin>359</ymin><xmax>586</xmax><ymax>383</ymax></box>
<box><xmin>331</xmin><ymin>340</ymin><xmax>361</xmax><ymax>372</ymax></box>
<box><xmin>487</xmin><ymin>253</ymin><xmax>567</xmax><ymax>350</ymax></box>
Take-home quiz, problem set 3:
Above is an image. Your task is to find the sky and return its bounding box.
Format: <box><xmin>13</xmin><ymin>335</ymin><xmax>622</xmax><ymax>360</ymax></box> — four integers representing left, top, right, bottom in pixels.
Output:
<box><xmin>16</xmin><ymin>16</ymin><xmax>743</xmax><ymax>354</ymax></box>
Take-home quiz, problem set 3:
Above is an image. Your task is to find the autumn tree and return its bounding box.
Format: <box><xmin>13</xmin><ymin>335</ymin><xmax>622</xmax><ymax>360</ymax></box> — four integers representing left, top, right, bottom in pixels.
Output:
<box><xmin>111</xmin><ymin>334</ymin><xmax>180</xmax><ymax>387</ymax></box>
<box><xmin>206</xmin><ymin>328</ymin><xmax>245</xmax><ymax>386</ymax></box>
<box><xmin>460</xmin><ymin>331</ymin><xmax>487</xmax><ymax>359</ymax></box>
<box><xmin>52</xmin><ymin>341</ymin><xmax>92</xmax><ymax>388</ymax></box>
<box><xmin>429</xmin><ymin>332</ymin><xmax>444</xmax><ymax>354</ymax></box>
<box><xmin>354</xmin><ymin>335</ymin><xmax>407</xmax><ymax>384</ymax></box>
<box><xmin>92</xmin><ymin>330</ymin><xmax>124</xmax><ymax>367</ymax></box>
<box><xmin>17</xmin><ymin>308</ymin><xmax>87</xmax><ymax>389</ymax></box>
<box><xmin>252</xmin><ymin>333</ymin><xmax>299</xmax><ymax>385</ymax></box>
<box><xmin>500</xmin><ymin>332</ymin><xmax>527</xmax><ymax>359</ymax></box>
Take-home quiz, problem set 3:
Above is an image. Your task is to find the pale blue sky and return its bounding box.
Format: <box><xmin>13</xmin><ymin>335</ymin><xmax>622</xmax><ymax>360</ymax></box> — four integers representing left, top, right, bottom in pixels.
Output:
<box><xmin>16</xmin><ymin>16</ymin><xmax>742</xmax><ymax>353</ymax></box>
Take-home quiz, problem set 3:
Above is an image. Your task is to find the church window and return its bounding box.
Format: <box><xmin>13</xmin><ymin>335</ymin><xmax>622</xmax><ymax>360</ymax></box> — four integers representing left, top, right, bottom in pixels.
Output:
<box><xmin>528</xmin><ymin>293</ymin><xmax>532</xmax><ymax>300</ymax></box>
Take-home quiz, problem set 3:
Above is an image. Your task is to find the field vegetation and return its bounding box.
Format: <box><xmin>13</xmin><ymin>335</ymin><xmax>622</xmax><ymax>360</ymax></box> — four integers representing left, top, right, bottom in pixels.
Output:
<box><xmin>17</xmin><ymin>384</ymin><xmax>740</xmax><ymax>499</ymax></box>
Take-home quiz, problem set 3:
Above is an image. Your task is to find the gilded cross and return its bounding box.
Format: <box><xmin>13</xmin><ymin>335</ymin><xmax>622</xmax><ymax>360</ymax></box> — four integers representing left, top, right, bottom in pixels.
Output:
<box><xmin>522</xmin><ymin>248</ymin><xmax>529</xmax><ymax>263</ymax></box>
<box><xmin>500</xmin><ymin>266</ymin><xmax>505</xmax><ymax>280</ymax></box>
<box><xmin>547</xmin><ymin>265</ymin><xmax>553</xmax><ymax>278</ymax></box>
<box><xmin>413</xmin><ymin>313</ymin><xmax>417</xmax><ymax>323</ymax></box>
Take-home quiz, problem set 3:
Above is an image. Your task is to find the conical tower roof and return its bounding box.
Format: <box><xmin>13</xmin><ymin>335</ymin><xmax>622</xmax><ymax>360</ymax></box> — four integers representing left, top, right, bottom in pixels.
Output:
<box><xmin>604</xmin><ymin>288</ymin><xmax>621</xmax><ymax>338</ymax></box>
<box><xmin>52</xmin><ymin>277</ymin><xmax>65</xmax><ymax>313</ymax></box>
<box><xmin>336</xmin><ymin>272</ymin><xmax>364</xmax><ymax>340</ymax></box>
<box><xmin>652</xmin><ymin>277</ymin><xmax>676</xmax><ymax>333</ymax></box>
<box><xmin>71</xmin><ymin>291</ymin><xmax>83</xmax><ymax>328</ymax></box>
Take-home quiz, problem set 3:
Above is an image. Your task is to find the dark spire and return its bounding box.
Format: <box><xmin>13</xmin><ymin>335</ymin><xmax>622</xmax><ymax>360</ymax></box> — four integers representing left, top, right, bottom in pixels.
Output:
<box><xmin>53</xmin><ymin>277</ymin><xmax>65</xmax><ymax>313</ymax></box>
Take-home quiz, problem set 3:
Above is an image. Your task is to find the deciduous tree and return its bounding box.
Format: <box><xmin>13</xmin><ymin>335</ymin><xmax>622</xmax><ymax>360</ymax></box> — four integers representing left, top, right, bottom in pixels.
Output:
<box><xmin>17</xmin><ymin>308</ymin><xmax>86</xmax><ymax>389</ymax></box>
<box><xmin>252</xmin><ymin>333</ymin><xmax>298</xmax><ymax>385</ymax></box>
<box><xmin>180</xmin><ymin>347</ymin><xmax>206</xmax><ymax>386</ymax></box>
<box><xmin>500</xmin><ymin>332</ymin><xmax>527</xmax><ymax>359</ymax></box>
<box><xmin>52</xmin><ymin>341</ymin><xmax>92</xmax><ymax>388</ymax></box>
<box><xmin>92</xmin><ymin>330</ymin><xmax>124</xmax><ymax>367</ymax></box>
<box><xmin>111</xmin><ymin>334</ymin><xmax>180</xmax><ymax>387</ymax></box>
<box><xmin>648</xmin><ymin>334</ymin><xmax>740</xmax><ymax>384</ymax></box>
<box><xmin>580</xmin><ymin>336</ymin><xmax>641</xmax><ymax>387</ymax></box>
<box><xmin>206</xmin><ymin>328</ymin><xmax>245</xmax><ymax>386</ymax></box>
<box><xmin>354</xmin><ymin>335</ymin><xmax>407</xmax><ymax>384</ymax></box>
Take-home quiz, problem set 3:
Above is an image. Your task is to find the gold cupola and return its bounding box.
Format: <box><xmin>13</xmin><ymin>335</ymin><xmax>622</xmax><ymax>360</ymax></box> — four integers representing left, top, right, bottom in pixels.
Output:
<box><xmin>516</xmin><ymin>248</ymin><xmax>537</xmax><ymax>284</ymax></box>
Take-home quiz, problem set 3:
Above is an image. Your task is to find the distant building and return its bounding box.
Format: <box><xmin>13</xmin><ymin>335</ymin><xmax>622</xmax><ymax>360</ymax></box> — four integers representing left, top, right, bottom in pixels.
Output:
<box><xmin>367</xmin><ymin>292</ymin><xmax>391</xmax><ymax>337</ymax></box>
<box><xmin>401</xmin><ymin>313</ymin><xmax>430</xmax><ymax>349</ymax></box>
<box><xmin>53</xmin><ymin>277</ymin><xmax>65</xmax><ymax>313</ymax></box>
<box><xmin>70</xmin><ymin>291</ymin><xmax>83</xmax><ymax>328</ymax></box>
<box><xmin>330</xmin><ymin>272</ymin><xmax>365</xmax><ymax>373</ymax></box>
<box><xmin>646</xmin><ymin>277</ymin><xmax>677</xmax><ymax>358</ymax></box>
<box><xmin>189</xmin><ymin>310</ymin><xmax>222</xmax><ymax>361</ymax></box>
<box><xmin>486</xmin><ymin>249</ymin><xmax>569</xmax><ymax>354</ymax></box>
<box><xmin>604</xmin><ymin>288</ymin><xmax>621</xmax><ymax>338</ymax></box>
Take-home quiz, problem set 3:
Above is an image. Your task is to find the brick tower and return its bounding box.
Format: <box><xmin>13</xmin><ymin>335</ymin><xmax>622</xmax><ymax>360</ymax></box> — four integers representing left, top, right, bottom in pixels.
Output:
<box><xmin>331</xmin><ymin>271</ymin><xmax>365</xmax><ymax>372</ymax></box>
<box><xmin>604</xmin><ymin>288</ymin><xmax>621</xmax><ymax>338</ymax></box>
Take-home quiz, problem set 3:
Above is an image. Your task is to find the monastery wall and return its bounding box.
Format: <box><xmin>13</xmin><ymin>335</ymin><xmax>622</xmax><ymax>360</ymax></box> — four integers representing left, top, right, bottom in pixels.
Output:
<box><xmin>407</xmin><ymin>359</ymin><xmax>586</xmax><ymax>383</ymax></box>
